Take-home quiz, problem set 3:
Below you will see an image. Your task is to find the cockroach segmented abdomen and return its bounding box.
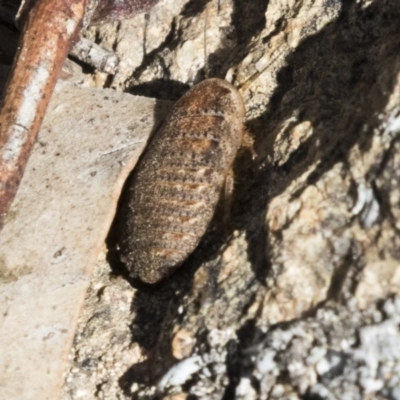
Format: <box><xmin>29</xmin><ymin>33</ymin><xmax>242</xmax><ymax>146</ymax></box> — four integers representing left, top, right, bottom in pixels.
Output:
<box><xmin>118</xmin><ymin>78</ymin><xmax>245</xmax><ymax>283</ymax></box>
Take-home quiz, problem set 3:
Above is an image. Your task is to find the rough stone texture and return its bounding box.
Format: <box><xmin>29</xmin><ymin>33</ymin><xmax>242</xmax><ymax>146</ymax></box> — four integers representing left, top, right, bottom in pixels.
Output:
<box><xmin>6</xmin><ymin>0</ymin><xmax>396</xmax><ymax>398</ymax></box>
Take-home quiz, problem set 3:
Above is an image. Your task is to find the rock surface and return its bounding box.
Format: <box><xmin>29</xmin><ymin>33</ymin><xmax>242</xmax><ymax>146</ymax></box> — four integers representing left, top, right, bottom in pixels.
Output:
<box><xmin>62</xmin><ymin>0</ymin><xmax>400</xmax><ymax>398</ymax></box>
<box><xmin>3</xmin><ymin>0</ymin><xmax>400</xmax><ymax>399</ymax></box>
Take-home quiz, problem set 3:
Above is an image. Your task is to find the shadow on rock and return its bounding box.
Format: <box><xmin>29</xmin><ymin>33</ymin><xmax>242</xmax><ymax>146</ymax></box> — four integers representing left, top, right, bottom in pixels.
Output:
<box><xmin>109</xmin><ymin>0</ymin><xmax>400</xmax><ymax>395</ymax></box>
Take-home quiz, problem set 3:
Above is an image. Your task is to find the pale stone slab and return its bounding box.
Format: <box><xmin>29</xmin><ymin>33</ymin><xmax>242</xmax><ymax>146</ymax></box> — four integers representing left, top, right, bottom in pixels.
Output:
<box><xmin>0</xmin><ymin>81</ymin><xmax>168</xmax><ymax>399</ymax></box>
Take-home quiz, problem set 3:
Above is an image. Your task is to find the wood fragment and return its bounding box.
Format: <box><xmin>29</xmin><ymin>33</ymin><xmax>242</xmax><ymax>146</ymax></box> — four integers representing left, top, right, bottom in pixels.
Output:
<box><xmin>70</xmin><ymin>37</ymin><xmax>119</xmax><ymax>74</ymax></box>
<box><xmin>0</xmin><ymin>0</ymin><xmax>87</xmax><ymax>230</ymax></box>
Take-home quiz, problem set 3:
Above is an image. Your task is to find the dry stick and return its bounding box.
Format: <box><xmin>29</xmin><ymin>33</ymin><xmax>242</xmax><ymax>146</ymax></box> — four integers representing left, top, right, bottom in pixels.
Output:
<box><xmin>0</xmin><ymin>0</ymin><xmax>87</xmax><ymax>230</ymax></box>
<box><xmin>70</xmin><ymin>37</ymin><xmax>119</xmax><ymax>74</ymax></box>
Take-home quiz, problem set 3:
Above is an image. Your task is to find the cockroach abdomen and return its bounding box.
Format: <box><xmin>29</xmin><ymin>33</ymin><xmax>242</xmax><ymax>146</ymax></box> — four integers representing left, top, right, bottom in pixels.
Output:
<box><xmin>118</xmin><ymin>78</ymin><xmax>245</xmax><ymax>284</ymax></box>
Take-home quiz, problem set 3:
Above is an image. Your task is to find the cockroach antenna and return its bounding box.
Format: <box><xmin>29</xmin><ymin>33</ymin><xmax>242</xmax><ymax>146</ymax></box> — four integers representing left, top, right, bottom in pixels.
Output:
<box><xmin>203</xmin><ymin>4</ymin><xmax>209</xmax><ymax>79</ymax></box>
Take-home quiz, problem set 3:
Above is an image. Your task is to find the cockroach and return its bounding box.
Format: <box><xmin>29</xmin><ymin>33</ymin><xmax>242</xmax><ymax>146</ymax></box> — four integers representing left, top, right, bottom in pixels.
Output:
<box><xmin>118</xmin><ymin>78</ymin><xmax>245</xmax><ymax>284</ymax></box>
<box><xmin>117</xmin><ymin>0</ymin><xmax>287</xmax><ymax>284</ymax></box>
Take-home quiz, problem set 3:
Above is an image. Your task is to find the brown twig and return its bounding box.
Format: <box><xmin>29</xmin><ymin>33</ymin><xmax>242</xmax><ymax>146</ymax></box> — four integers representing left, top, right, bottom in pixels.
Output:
<box><xmin>0</xmin><ymin>0</ymin><xmax>87</xmax><ymax>230</ymax></box>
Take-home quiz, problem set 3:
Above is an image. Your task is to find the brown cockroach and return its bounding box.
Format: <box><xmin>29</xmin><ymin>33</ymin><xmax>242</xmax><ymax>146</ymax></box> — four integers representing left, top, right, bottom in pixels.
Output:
<box><xmin>116</xmin><ymin>17</ymin><xmax>287</xmax><ymax>284</ymax></box>
<box><xmin>118</xmin><ymin>78</ymin><xmax>245</xmax><ymax>284</ymax></box>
